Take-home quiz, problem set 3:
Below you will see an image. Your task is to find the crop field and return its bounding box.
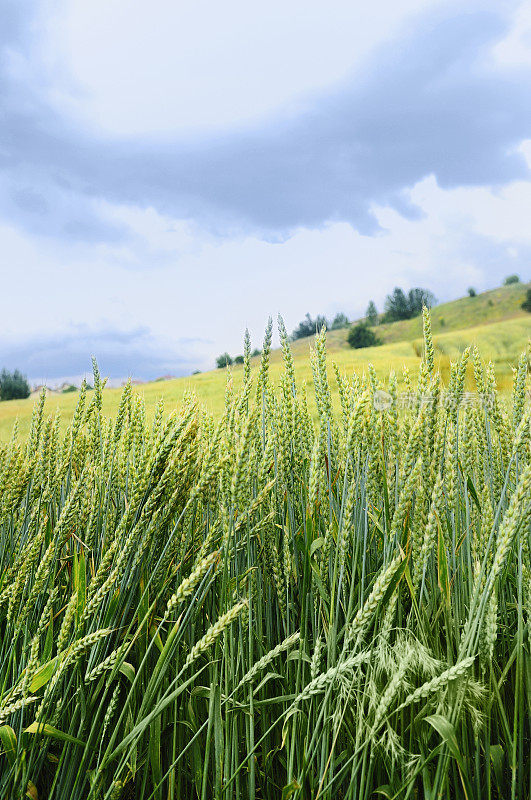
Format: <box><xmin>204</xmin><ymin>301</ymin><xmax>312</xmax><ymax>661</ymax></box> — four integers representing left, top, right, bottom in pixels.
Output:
<box><xmin>0</xmin><ymin>310</ymin><xmax>530</xmax><ymax>799</ymax></box>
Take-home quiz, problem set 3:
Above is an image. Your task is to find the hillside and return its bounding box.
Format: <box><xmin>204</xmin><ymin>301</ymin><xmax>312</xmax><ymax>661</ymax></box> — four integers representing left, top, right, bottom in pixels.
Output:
<box><xmin>301</xmin><ymin>280</ymin><xmax>530</xmax><ymax>352</ymax></box>
<box><xmin>0</xmin><ymin>282</ymin><xmax>529</xmax><ymax>440</ymax></box>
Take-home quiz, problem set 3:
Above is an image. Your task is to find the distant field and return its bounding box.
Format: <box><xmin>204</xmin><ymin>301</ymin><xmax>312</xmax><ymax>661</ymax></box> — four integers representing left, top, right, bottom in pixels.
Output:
<box><xmin>0</xmin><ymin>290</ymin><xmax>529</xmax><ymax>440</ymax></box>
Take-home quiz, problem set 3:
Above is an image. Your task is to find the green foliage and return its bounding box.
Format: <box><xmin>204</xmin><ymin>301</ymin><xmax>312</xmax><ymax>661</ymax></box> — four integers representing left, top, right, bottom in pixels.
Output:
<box><xmin>61</xmin><ymin>384</ymin><xmax>78</xmax><ymax>394</ymax></box>
<box><xmin>0</xmin><ymin>369</ymin><xmax>30</xmax><ymax>401</ymax></box>
<box><xmin>234</xmin><ymin>355</ymin><xmax>245</xmax><ymax>365</ymax></box>
<box><xmin>384</xmin><ymin>287</ymin><xmax>437</xmax><ymax>322</ymax></box>
<box><xmin>216</xmin><ymin>352</ymin><xmax>233</xmax><ymax>368</ymax></box>
<box><xmin>504</xmin><ymin>274</ymin><xmax>520</xmax><ymax>285</ymax></box>
<box><xmin>468</xmin><ymin>287</ymin><xmax>477</xmax><ymax>297</ymax></box>
<box><xmin>365</xmin><ymin>300</ymin><xmax>379</xmax><ymax>325</ymax></box>
<box><xmin>521</xmin><ymin>288</ymin><xmax>531</xmax><ymax>312</ymax></box>
<box><xmin>347</xmin><ymin>322</ymin><xmax>382</xmax><ymax>348</ymax></box>
<box><xmin>330</xmin><ymin>312</ymin><xmax>350</xmax><ymax>330</ymax></box>
<box><xmin>0</xmin><ymin>326</ymin><xmax>529</xmax><ymax>800</ymax></box>
<box><xmin>292</xmin><ymin>313</ymin><xmax>328</xmax><ymax>339</ymax></box>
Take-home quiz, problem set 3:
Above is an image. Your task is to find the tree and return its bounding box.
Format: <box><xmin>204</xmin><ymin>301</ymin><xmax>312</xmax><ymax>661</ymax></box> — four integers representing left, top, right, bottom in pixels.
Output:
<box><xmin>383</xmin><ymin>288</ymin><xmax>410</xmax><ymax>322</ymax></box>
<box><xmin>0</xmin><ymin>369</ymin><xmax>30</xmax><ymax>401</ymax></box>
<box><xmin>504</xmin><ymin>274</ymin><xmax>520</xmax><ymax>285</ymax></box>
<box><xmin>468</xmin><ymin>287</ymin><xmax>476</xmax><ymax>297</ymax></box>
<box><xmin>407</xmin><ymin>288</ymin><xmax>436</xmax><ymax>316</ymax></box>
<box><xmin>234</xmin><ymin>355</ymin><xmax>244</xmax><ymax>365</ymax></box>
<box><xmin>365</xmin><ymin>300</ymin><xmax>378</xmax><ymax>325</ymax></box>
<box><xmin>330</xmin><ymin>313</ymin><xmax>349</xmax><ymax>330</ymax></box>
<box><xmin>251</xmin><ymin>348</ymin><xmax>261</xmax><ymax>357</ymax></box>
<box><xmin>216</xmin><ymin>353</ymin><xmax>233</xmax><ymax>369</ymax></box>
<box><xmin>291</xmin><ymin>314</ymin><xmax>328</xmax><ymax>340</ymax></box>
<box><xmin>347</xmin><ymin>323</ymin><xmax>381</xmax><ymax>349</ymax></box>
<box><xmin>383</xmin><ymin>287</ymin><xmax>436</xmax><ymax>322</ymax></box>
<box><xmin>522</xmin><ymin>288</ymin><xmax>531</xmax><ymax>313</ymax></box>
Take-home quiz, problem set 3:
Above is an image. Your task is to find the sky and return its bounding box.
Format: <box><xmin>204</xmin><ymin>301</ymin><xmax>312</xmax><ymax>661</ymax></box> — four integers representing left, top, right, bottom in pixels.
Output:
<box><xmin>1</xmin><ymin>0</ymin><xmax>531</xmax><ymax>384</ymax></box>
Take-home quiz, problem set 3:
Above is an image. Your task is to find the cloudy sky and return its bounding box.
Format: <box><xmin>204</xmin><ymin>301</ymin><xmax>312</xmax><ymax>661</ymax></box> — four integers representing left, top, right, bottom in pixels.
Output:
<box><xmin>1</xmin><ymin>0</ymin><xmax>531</xmax><ymax>383</ymax></box>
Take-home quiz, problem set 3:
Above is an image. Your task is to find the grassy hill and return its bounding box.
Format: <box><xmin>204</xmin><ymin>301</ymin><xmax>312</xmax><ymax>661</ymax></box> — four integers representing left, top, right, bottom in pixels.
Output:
<box><xmin>0</xmin><ymin>282</ymin><xmax>529</xmax><ymax>440</ymax></box>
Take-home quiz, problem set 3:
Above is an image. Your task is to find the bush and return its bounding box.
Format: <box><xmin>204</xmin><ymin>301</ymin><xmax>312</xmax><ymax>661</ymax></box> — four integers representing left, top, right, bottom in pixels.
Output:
<box><xmin>234</xmin><ymin>355</ymin><xmax>244</xmax><ymax>365</ymax></box>
<box><xmin>522</xmin><ymin>288</ymin><xmax>531</xmax><ymax>313</ymax></box>
<box><xmin>504</xmin><ymin>274</ymin><xmax>520</xmax><ymax>285</ymax></box>
<box><xmin>62</xmin><ymin>384</ymin><xmax>78</xmax><ymax>393</ymax></box>
<box><xmin>468</xmin><ymin>287</ymin><xmax>476</xmax><ymax>297</ymax></box>
<box><xmin>251</xmin><ymin>348</ymin><xmax>261</xmax><ymax>357</ymax></box>
<box><xmin>216</xmin><ymin>353</ymin><xmax>233</xmax><ymax>368</ymax></box>
<box><xmin>0</xmin><ymin>369</ymin><xmax>30</xmax><ymax>401</ymax></box>
<box><xmin>347</xmin><ymin>323</ymin><xmax>382</xmax><ymax>349</ymax></box>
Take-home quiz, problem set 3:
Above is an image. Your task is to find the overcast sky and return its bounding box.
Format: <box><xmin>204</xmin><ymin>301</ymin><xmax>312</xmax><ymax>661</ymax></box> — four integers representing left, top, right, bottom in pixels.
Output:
<box><xmin>1</xmin><ymin>0</ymin><xmax>531</xmax><ymax>383</ymax></box>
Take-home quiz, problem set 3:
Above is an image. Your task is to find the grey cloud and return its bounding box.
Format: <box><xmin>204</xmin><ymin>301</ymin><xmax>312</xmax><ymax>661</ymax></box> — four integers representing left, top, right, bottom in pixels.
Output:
<box><xmin>0</xmin><ymin>325</ymin><xmax>203</xmax><ymax>381</ymax></box>
<box><xmin>0</xmin><ymin>3</ymin><xmax>530</xmax><ymax>242</ymax></box>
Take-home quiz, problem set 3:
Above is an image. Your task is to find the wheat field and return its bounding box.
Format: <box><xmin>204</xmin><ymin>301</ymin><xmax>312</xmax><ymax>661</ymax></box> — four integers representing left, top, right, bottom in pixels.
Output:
<box><xmin>0</xmin><ymin>311</ymin><xmax>529</xmax><ymax>799</ymax></box>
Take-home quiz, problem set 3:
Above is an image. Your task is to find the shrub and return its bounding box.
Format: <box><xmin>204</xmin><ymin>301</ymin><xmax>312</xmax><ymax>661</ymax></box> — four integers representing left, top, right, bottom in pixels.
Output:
<box><xmin>522</xmin><ymin>288</ymin><xmax>531</xmax><ymax>313</ymax></box>
<box><xmin>347</xmin><ymin>322</ymin><xmax>382</xmax><ymax>349</ymax></box>
<box><xmin>234</xmin><ymin>355</ymin><xmax>244</xmax><ymax>365</ymax></box>
<box><xmin>251</xmin><ymin>348</ymin><xmax>261</xmax><ymax>357</ymax></box>
<box><xmin>0</xmin><ymin>368</ymin><xmax>30</xmax><ymax>401</ymax></box>
<box><xmin>62</xmin><ymin>384</ymin><xmax>78</xmax><ymax>393</ymax></box>
<box><xmin>216</xmin><ymin>353</ymin><xmax>233</xmax><ymax>368</ymax></box>
<box><xmin>468</xmin><ymin>287</ymin><xmax>476</xmax><ymax>297</ymax></box>
<box><xmin>504</xmin><ymin>274</ymin><xmax>520</xmax><ymax>285</ymax></box>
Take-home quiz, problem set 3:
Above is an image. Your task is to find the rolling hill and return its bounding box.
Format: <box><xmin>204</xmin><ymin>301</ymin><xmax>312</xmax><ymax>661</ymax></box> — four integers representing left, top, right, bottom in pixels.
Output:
<box><xmin>0</xmin><ymin>281</ymin><xmax>529</xmax><ymax>440</ymax></box>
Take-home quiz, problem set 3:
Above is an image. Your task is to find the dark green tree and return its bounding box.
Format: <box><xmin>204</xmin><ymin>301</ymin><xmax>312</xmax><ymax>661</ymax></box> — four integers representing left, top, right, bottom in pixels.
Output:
<box><xmin>216</xmin><ymin>353</ymin><xmax>233</xmax><ymax>369</ymax></box>
<box><xmin>521</xmin><ymin>288</ymin><xmax>531</xmax><ymax>312</ymax></box>
<box><xmin>384</xmin><ymin>287</ymin><xmax>436</xmax><ymax>321</ymax></box>
<box><xmin>292</xmin><ymin>314</ymin><xmax>328</xmax><ymax>340</ymax></box>
<box><xmin>347</xmin><ymin>323</ymin><xmax>381</xmax><ymax>349</ymax></box>
<box><xmin>383</xmin><ymin>288</ymin><xmax>410</xmax><ymax>321</ymax></box>
<box><xmin>234</xmin><ymin>355</ymin><xmax>244</xmax><ymax>365</ymax></box>
<box><xmin>0</xmin><ymin>369</ymin><xmax>31</xmax><ymax>401</ymax></box>
<box><xmin>330</xmin><ymin>313</ymin><xmax>350</xmax><ymax>330</ymax></box>
<box><xmin>468</xmin><ymin>287</ymin><xmax>476</xmax><ymax>297</ymax></box>
<box><xmin>365</xmin><ymin>300</ymin><xmax>378</xmax><ymax>325</ymax></box>
<box><xmin>407</xmin><ymin>288</ymin><xmax>436</xmax><ymax>316</ymax></box>
<box><xmin>504</xmin><ymin>274</ymin><xmax>520</xmax><ymax>285</ymax></box>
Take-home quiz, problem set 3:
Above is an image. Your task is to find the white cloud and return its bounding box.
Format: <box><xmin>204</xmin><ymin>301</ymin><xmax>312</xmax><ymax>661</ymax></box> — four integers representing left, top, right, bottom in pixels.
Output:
<box><xmin>43</xmin><ymin>0</ymin><xmax>439</xmax><ymax>134</ymax></box>
<box><xmin>2</xmin><ymin>171</ymin><xmax>529</xmax><ymax>376</ymax></box>
<box><xmin>493</xmin><ymin>3</ymin><xmax>531</xmax><ymax>66</ymax></box>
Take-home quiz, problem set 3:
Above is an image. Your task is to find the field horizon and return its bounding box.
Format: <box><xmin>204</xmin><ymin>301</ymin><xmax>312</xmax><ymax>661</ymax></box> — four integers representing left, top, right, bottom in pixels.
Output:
<box><xmin>0</xmin><ymin>281</ymin><xmax>529</xmax><ymax>441</ymax></box>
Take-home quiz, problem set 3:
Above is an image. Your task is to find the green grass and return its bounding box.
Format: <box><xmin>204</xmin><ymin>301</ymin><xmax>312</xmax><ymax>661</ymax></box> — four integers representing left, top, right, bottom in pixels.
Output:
<box><xmin>0</xmin><ymin>316</ymin><xmax>529</xmax><ymax>799</ymax></box>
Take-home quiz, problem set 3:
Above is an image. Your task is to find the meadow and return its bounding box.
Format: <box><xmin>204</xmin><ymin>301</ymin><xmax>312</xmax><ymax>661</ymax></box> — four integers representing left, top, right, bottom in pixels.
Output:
<box><xmin>0</xmin><ymin>282</ymin><xmax>529</xmax><ymax>442</ymax></box>
<box><xmin>0</xmin><ymin>308</ymin><xmax>529</xmax><ymax>799</ymax></box>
